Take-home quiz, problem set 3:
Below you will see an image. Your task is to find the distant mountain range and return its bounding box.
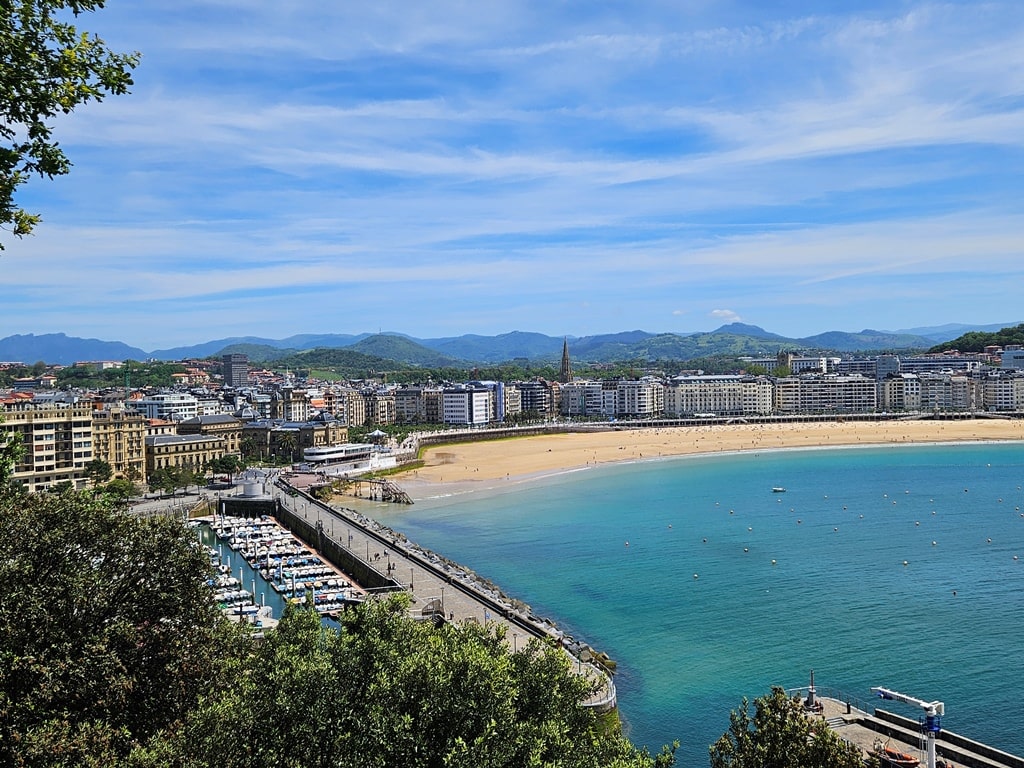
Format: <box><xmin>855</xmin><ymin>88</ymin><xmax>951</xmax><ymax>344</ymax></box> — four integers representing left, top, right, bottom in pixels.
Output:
<box><xmin>2</xmin><ymin>322</ymin><xmax>1018</xmax><ymax>367</ymax></box>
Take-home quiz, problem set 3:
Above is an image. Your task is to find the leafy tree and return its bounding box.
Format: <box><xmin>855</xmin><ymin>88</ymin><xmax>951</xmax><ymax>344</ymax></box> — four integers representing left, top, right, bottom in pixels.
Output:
<box><xmin>163</xmin><ymin>596</ymin><xmax>676</xmax><ymax>768</ymax></box>
<box><xmin>85</xmin><ymin>456</ymin><xmax>113</xmax><ymax>484</ymax></box>
<box><xmin>0</xmin><ymin>485</ymin><xmax>243</xmax><ymax>766</ymax></box>
<box><xmin>928</xmin><ymin>323</ymin><xmax>1024</xmax><ymax>353</ymax></box>
<box><xmin>709</xmin><ymin>686</ymin><xmax>864</xmax><ymax>768</ymax></box>
<box><xmin>147</xmin><ymin>466</ymin><xmax>196</xmax><ymax>496</ymax></box>
<box><xmin>1</xmin><ymin>1</ymin><xmax>140</xmax><ymax>246</ymax></box>
<box><xmin>274</xmin><ymin>430</ymin><xmax>298</xmax><ymax>462</ymax></box>
<box><xmin>103</xmin><ymin>476</ymin><xmax>138</xmax><ymax>500</ymax></box>
<box><xmin>0</xmin><ymin>424</ymin><xmax>22</xmax><ymax>485</ymax></box>
<box><xmin>57</xmin><ymin>360</ymin><xmax>186</xmax><ymax>389</ymax></box>
<box><xmin>207</xmin><ymin>454</ymin><xmax>243</xmax><ymax>479</ymax></box>
<box><xmin>239</xmin><ymin>435</ymin><xmax>263</xmax><ymax>462</ymax></box>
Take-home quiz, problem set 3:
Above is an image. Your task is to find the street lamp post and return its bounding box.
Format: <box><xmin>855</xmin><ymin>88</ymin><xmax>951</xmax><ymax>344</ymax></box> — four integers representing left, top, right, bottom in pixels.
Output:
<box><xmin>410</xmin><ymin>567</ymin><xmax>414</xmax><ymax>591</ymax></box>
<box><xmin>513</xmin><ymin>633</ymin><xmax>518</xmax><ymax>653</ymax></box>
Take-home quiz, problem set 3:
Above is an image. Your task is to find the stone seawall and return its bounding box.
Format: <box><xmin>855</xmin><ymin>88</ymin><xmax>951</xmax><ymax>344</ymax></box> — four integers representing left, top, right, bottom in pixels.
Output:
<box><xmin>273</xmin><ymin>478</ymin><xmax>617</xmax><ymax>712</ymax></box>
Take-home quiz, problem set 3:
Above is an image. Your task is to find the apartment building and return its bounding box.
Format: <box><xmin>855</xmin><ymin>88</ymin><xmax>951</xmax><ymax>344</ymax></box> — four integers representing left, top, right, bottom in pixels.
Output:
<box><xmin>91</xmin><ymin>404</ymin><xmax>147</xmax><ymax>483</ymax></box>
<box><xmin>561</xmin><ymin>380</ymin><xmax>606</xmax><ymax>418</ymax></box>
<box><xmin>616</xmin><ymin>378</ymin><xmax>664</xmax><ymax>418</ymax></box>
<box><xmin>879</xmin><ymin>374</ymin><xmax>923</xmax><ymax>412</ymax></box>
<box><xmin>272</xmin><ymin>387</ymin><xmax>310</xmax><ymax>422</ymax></box>
<box><xmin>1</xmin><ymin>400</ymin><xmax>94</xmax><ymax>491</ymax></box>
<box><xmin>442</xmin><ymin>386</ymin><xmax>491</xmax><ymax>425</ymax></box>
<box><xmin>774</xmin><ymin>375</ymin><xmax>878</xmax><ymax>414</ymax></box>
<box><xmin>133</xmin><ymin>392</ymin><xmax>200</xmax><ymax>421</ymax></box>
<box><xmin>503</xmin><ymin>384</ymin><xmax>522</xmax><ymax>421</ymax></box>
<box><xmin>331</xmin><ymin>386</ymin><xmax>367</xmax><ymax>427</ymax></box>
<box><xmin>364</xmin><ymin>390</ymin><xmax>397</xmax><ymax>426</ymax></box>
<box><xmin>919</xmin><ymin>372</ymin><xmax>980</xmax><ymax>412</ymax></box>
<box><xmin>517</xmin><ymin>380</ymin><xmax>555</xmax><ymax>417</ymax></box>
<box><xmin>982</xmin><ymin>371</ymin><xmax>1024</xmax><ymax>412</ymax></box>
<box><xmin>663</xmin><ymin>375</ymin><xmax>774</xmax><ymax>417</ymax></box>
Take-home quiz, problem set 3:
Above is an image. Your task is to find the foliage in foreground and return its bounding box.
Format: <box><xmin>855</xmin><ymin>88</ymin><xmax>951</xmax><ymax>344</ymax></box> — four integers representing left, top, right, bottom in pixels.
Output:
<box><xmin>0</xmin><ymin>487</ymin><xmax>243</xmax><ymax>767</ymax></box>
<box><xmin>1</xmin><ymin>1</ymin><xmax>139</xmax><ymax>246</ymax></box>
<box><xmin>155</xmin><ymin>597</ymin><xmax>675</xmax><ymax>768</ymax></box>
<box><xmin>709</xmin><ymin>686</ymin><xmax>866</xmax><ymax>768</ymax></box>
<box><xmin>0</xmin><ymin>476</ymin><xmax>675</xmax><ymax>767</ymax></box>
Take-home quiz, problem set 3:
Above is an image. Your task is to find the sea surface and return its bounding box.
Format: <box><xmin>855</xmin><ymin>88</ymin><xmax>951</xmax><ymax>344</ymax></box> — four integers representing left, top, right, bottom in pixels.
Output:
<box><xmin>370</xmin><ymin>442</ymin><xmax>1024</xmax><ymax>767</ymax></box>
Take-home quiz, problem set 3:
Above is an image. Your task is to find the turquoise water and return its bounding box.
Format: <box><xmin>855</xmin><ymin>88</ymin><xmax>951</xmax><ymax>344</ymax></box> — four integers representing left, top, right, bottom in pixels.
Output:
<box><xmin>372</xmin><ymin>443</ymin><xmax>1024</xmax><ymax>767</ymax></box>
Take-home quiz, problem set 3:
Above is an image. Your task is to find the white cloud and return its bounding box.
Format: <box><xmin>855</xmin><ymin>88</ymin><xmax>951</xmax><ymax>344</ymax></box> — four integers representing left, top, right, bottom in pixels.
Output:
<box><xmin>6</xmin><ymin>1</ymin><xmax>1024</xmax><ymax>347</ymax></box>
<box><xmin>709</xmin><ymin>309</ymin><xmax>741</xmax><ymax>324</ymax></box>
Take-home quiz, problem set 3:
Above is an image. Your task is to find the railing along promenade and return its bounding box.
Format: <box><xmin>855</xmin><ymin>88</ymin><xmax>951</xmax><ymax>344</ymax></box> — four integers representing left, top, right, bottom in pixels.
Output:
<box><xmin>269</xmin><ymin>478</ymin><xmax>617</xmax><ymax>712</ymax></box>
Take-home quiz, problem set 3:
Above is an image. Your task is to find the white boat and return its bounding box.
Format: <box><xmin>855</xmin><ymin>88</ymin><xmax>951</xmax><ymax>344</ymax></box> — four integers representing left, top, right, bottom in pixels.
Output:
<box><xmin>772</xmin><ymin>487</ymin><xmax>786</xmax><ymax>493</ymax></box>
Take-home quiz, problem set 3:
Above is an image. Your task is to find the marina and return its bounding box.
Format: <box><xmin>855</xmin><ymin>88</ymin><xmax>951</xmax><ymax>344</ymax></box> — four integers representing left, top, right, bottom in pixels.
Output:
<box><xmin>192</xmin><ymin>472</ymin><xmax>618</xmax><ymax>712</ymax></box>
<box><xmin>198</xmin><ymin>512</ymin><xmax>368</xmax><ymax>628</ymax></box>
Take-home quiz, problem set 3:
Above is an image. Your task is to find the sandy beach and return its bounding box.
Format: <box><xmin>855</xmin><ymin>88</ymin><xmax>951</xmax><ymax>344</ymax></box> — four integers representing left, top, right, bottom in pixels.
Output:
<box><xmin>393</xmin><ymin>419</ymin><xmax>1024</xmax><ymax>498</ymax></box>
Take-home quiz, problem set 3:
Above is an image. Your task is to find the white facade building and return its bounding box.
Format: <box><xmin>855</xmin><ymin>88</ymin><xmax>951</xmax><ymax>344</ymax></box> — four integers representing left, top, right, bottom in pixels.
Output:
<box><xmin>917</xmin><ymin>372</ymin><xmax>980</xmax><ymax>412</ymax></box>
<box><xmin>561</xmin><ymin>380</ymin><xmax>607</xmax><ymax>417</ymax></box>
<box><xmin>442</xmin><ymin>387</ymin><xmax>492</xmax><ymax>425</ymax></box>
<box><xmin>133</xmin><ymin>392</ymin><xmax>200</xmax><ymax>421</ymax></box>
<box><xmin>664</xmin><ymin>375</ymin><xmax>773</xmax><ymax>417</ymax></box>
<box><xmin>616</xmin><ymin>379</ymin><xmax>664</xmax><ymax>417</ymax></box>
<box><xmin>879</xmin><ymin>374</ymin><xmax>922</xmax><ymax>412</ymax></box>
<box><xmin>774</xmin><ymin>375</ymin><xmax>878</xmax><ymax>414</ymax></box>
<box><xmin>982</xmin><ymin>372</ymin><xmax>1024</xmax><ymax>411</ymax></box>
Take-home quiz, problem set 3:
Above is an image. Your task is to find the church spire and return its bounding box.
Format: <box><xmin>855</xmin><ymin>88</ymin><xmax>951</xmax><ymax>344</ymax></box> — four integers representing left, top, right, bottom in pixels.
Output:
<box><xmin>559</xmin><ymin>337</ymin><xmax>573</xmax><ymax>383</ymax></box>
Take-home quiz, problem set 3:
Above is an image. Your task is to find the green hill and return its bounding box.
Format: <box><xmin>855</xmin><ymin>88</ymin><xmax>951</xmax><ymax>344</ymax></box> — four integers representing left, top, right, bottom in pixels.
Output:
<box><xmin>347</xmin><ymin>334</ymin><xmax>466</xmax><ymax>367</ymax></box>
<box><xmin>928</xmin><ymin>323</ymin><xmax>1024</xmax><ymax>353</ymax></box>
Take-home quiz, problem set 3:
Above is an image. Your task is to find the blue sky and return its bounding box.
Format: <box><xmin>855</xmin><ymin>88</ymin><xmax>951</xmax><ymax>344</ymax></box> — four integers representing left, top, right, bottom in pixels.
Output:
<box><xmin>5</xmin><ymin>0</ymin><xmax>1024</xmax><ymax>350</ymax></box>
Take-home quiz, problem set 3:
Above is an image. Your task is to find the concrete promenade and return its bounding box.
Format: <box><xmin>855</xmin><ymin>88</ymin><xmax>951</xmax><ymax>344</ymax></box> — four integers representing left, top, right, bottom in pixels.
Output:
<box><xmin>791</xmin><ymin>688</ymin><xmax>1024</xmax><ymax>768</ymax></box>
<box><xmin>273</xmin><ymin>472</ymin><xmax>616</xmax><ymax>711</ymax></box>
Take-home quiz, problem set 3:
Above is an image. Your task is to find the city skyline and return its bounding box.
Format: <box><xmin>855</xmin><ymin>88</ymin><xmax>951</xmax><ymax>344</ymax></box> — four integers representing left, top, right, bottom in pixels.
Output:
<box><xmin>5</xmin><ymin>1</ymin><xmax>1024</xmax><ymax>349</ymax></box>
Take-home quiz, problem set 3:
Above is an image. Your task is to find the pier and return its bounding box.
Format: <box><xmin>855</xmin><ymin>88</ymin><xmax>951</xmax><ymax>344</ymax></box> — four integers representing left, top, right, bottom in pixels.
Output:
<box><xmin>789</xmin><ymin>687</ymin><xmax>1023</xmax><ymax>768</ymax></box>
<box><xmin>219</xmin><ymin>472</ymin><xmax>616</xmax><ymax>712</ymax></box>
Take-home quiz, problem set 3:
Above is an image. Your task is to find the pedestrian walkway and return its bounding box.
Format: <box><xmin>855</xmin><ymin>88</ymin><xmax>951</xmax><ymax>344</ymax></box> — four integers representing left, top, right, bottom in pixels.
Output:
<box><xmin>272</xmin><ymin>475</ymin><xmax>615</xmax><ymax>711</ymax></box>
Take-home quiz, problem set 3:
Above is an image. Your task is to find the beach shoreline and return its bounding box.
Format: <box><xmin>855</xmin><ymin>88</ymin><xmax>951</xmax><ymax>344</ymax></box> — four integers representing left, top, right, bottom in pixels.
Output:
<box><xmin>392</xmin><ymin>419</ymin><xmax>1024</xmax><ymax>500</ymax></box>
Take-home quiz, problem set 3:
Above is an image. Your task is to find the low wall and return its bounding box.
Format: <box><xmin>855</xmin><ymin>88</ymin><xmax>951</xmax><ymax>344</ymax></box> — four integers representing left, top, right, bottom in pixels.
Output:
<box><xmin>874</xmin><ymin>709</ymin><xmax>1024</xmax><ymax>768</ymax></box>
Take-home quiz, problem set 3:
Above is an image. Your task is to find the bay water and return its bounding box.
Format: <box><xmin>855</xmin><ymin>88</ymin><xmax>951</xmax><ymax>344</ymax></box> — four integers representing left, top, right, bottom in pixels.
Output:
<box><xmin>370</xmin><ymin>442</ymin><xmax>1024</xmax><ymax>767</ymax></box>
